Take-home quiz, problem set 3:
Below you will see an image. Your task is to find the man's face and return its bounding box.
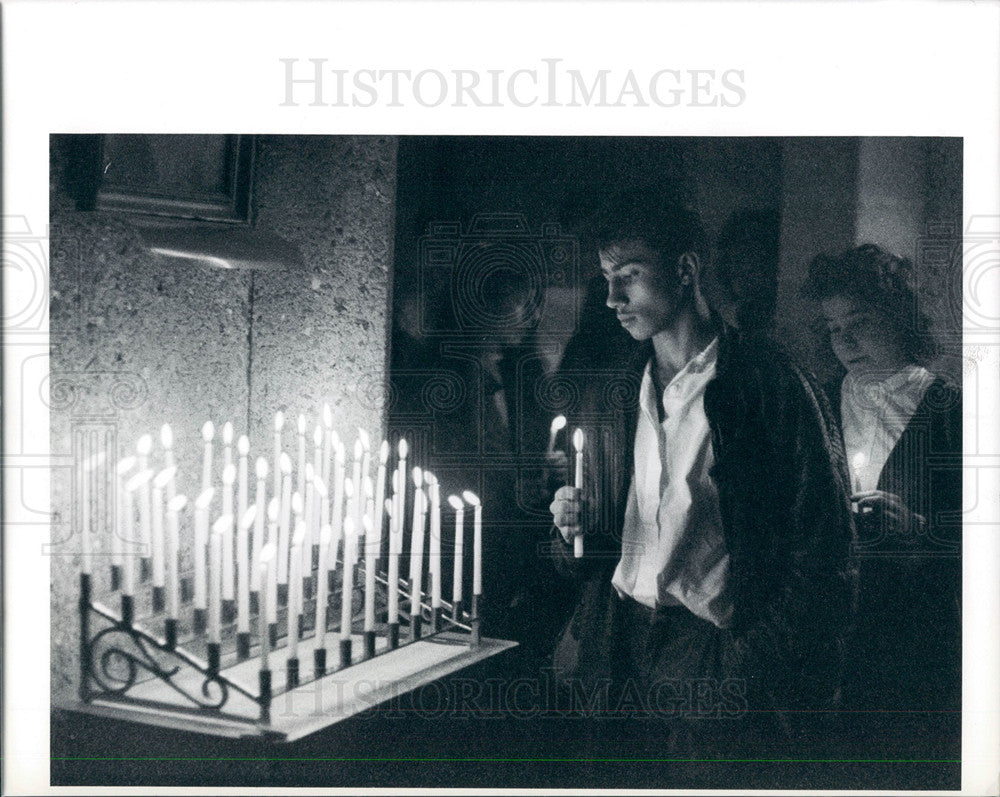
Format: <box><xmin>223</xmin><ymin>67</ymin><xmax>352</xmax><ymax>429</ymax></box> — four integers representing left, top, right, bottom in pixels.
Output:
<box><xmin>600</xmin><ymin>239</ymin><xmax>681</xmax><ymax>340</ymax></box>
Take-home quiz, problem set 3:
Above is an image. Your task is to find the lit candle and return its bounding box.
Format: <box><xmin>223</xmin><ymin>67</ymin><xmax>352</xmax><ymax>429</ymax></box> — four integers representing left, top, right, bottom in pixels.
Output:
<box><xmin>151</xmin><ymin>466</ymin><xmax>176</xmax><ymax>600</ymax></box>
<box><xmin>304</xmin><ymin>462</ymin><xmax>316</xmax><ymax>575</ymax></box>
<box><xmin>238</xmin><ymin>505</ymin><xmax>256</xmax><ymax>634</ymax></box>
<box><xmin>340</xmin><ymin>508</ymin><xmax>357</xmax><ymax>641</ymax></box>
<box><xmin>288</xmin><ymin>521</ymin><xmax>305</xmax><ymax>658</ymax></box>
<box><xmin>160</xmin><ymin>423</ymin><xmax>177</xmax><ymax>501</ymax></box>
<box><xmin>331</xmin><ymin>439</ymin><xmax>346</xmax><ymax>562</ymax></box>
<box><xmin>237</xmin><ymin>435</ymin><xmax>250</xmax><ymax>528</ymax></box>
<box><xmin>201</xmin><ymin>421</ymin><xmax>215</xmax><ymax>493</ymax></box>
<box><xmin>210</xmin><ymin>515</ymin><xmax>230</xmax><ymax>643</ymax></box>
<box><xmin>362</xmin><ymin>476</ymin><xmax>374</xmax><ymax>567</ymax></box>
<box><xmin>374</xmin><ymin>440</ymin><xmax>389</xmax><ymax>562</ymax></box>
<box><xmin>321</xmin><ymin>404</ymin><xmax>333</xmax><ymax>487</ymax></box>
<box><xmin>358</xmin><ymin>428</ymin><xmax>371</xmax><ymax>519</ymax></box>
<box><xmin>166</xmin><ymin>495</ymin><xmax>187</xmax><ymax>619</ymax></box>
<box><xmin>266</xmin><ymin>499</ymin><xmax>279</xmax><ymax>624</ymax></box>
<box><xmin>259</xmin><ymin>543</ymin><xmax>276</xmax><ymax>670</ymax></box>
<box><xmin>114</xmin><ymin>456</ymin><xmax>138</xmax><ymax>580</ymax></box>
<box><xmin>311</xmin><ymin>424</ymin><xmax>323</xmax><ymax>559</ymax></box>
<box><xmin>462</xmin><ymin>490</ymin><xmax>482</xmax><ymax>597</ymax></box>
<box><xmin>314</xmin><ymin>474</ymin><xmax>329</xmax><ymax>587</ymax></box>
<box><xmin>351</xmin><ymin>438</ymin><xmax>363</xmax><ymax>543</ymax></box>
<box><xmin>548</xmin><ymin>414</ymin><xmax>567</xmax><ymax>455</ymax></box>
<box><xmin>136</xmin><ymin>435</ymin><xmax>153</xmax><ymax>569</ymax></box>
<box><xmin>252</xmin><ymin>458</ymin><xmax>268</xmax><ymax>595</ymax></box>
<box><xmin>296</xmin><ymin>414</ymin><xmax>307</xmax><ymax>499</ymax></box>
<box><xmin>316</xmin><ymin>523</ymin><xmax>332</xmax><ymax>649</ymax></box>
<box><xmin>851</xmin><ymin>451</ymin><xmax>867</xmax><ymax>495</ymax></box>
<box><xmin>386</xmin><ymin>494</ymin><xmax>399</xmax><ymax>625</ymax></box>
<box><xmin>363</xmin><ymin>513</ymin><xmax>376</xmax><ymax>632</ymax></box>
<box><xmin>292</xmin><ymin>489</ymin><xmax>306</xmax><ymax>591</ymax></box>
<box><xmin>272</xmin><ymin>411</ymin><xmax>284</xmax><ymax>501</ymax></box>
<box><xmin>193</xmin><ymin>488</ymin><xmax>215</xmax><ymax>612</ymax></box>
<box><xmin>425</xmin><ymin>472</ymin><xmax>442</xmax><ymax>611</ymax></box>
<box><xmin>573</xmin><ymin>428</ymin><xmax>585</xmax><ymax>558</ymax></box>
<box><xmin>448</xmin><ymin>495</ymin><xmax>464</xmax><ymax>608</ymax></box>
<box><xmin>277</xmin><ymin>452</ymin><xmax>293</xmax><ymax>588</ymax></box>
<box><xmin>410</xmin><ymin>468</ymin><xmax>426</xmax><ymax>617</ymax></box>
<box><xmin>221</xmin><ymin>464</ymin><xmax>237</xmax><ymax>603</ymax></box>
<box><xmin>222</xmin><ymin>421</ymin><xmax>234</xmax><ymax>469</ymax></box>
<box><xmin>395</xmin><ymin>439</ymin><xmax>408</xmax><ymax>555</ymax></box>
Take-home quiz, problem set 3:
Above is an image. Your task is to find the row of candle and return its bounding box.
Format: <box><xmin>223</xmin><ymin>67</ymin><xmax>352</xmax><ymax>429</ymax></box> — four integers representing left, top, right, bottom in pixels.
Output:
<box><xmin>78</xmin><ymin>410</ymin><xmax>485</xmax><ymax>672</ymax></box>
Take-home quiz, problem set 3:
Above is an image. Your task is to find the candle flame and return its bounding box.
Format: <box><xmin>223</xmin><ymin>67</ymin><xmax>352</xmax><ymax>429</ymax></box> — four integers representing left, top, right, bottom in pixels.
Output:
<box><xmin>240</xmin><ymin>505</ymin><xmax>257</xmax><ymax>530</ymax></box>
<box><xmin>314</xmin><ymin>424</ymin><xmax>323</xmax><ymax>447</ymax></box>
<box><xmin>461</xmin><ymin>490</ymin><xmax>481</xmax><ymax>507</ymax></box>
<box><xmin>297</xmin><ymin>414</ymin><xmax>306</xmax><ymax>435</ymax></box>
<box><xmin>274</xmin><ymin>411</ymin><xmax>285</xmax><ymax>432</ymax></box>
<box><xmin>851</xmin><ymin>451</ymin><xmax>867</xmax><ymax>470</ymax></box>
<box><xmin>237</xmin><ymin>435</ymin><xmax>250</xmax><ymax>456</ymax></box>
<box><xmin>424</xmin><ymin>471</ymin><xmax>438</xmax><ymax>486</ymax></box>
<box><xmin>195</xmin><ymin>488</ymin><xmax>215</xmax><ymax>510</ymax></box>
<box><xmin>291</xmin><ymin>491</ymin><xmax>303</xmax><ymax>515</ymax></box>
<box><xmin>573</xmin><ymin>428</ymin><xmax>585</xmax><ymax>451</ymax></box>
<box><xmin>167</xmin><ymin>494</ymin><xmax>188</xmax><ymax>513</ymax></box>
<box><xmin>447</xmin><ymin>495</ymin><xmax>464</xmax><ymax>511</ymax></box>
<box><xmin>116</xmin><ymin>455</ymin><xmax>137</xmax><ymax>475</ymax></box>
<box><xmin>125</xmin><ymin>469</ymin><xmax>153</xmax><ymax>492</ymax></box>
<box><xmin>222</xmin><ymin>422</ymin><xmax>234</xmax><ymax>445</ymax></box>
<box><xmin>153</xmin><ymin>465</ymin><xmax>177</xmax><ymax>490</ymax></box>
<box><xmin>267</xmin><ymin>497</ymin><xmax>279</xmax><ymax>522</ymax></box>
<box><xmin>398</xmin><ymin>438</ymin><xmax>409</xmax><ymax>459</ymax></box>
<box><xmin>550</xmin><ymin>415</ymin><xmax>567</xmax><ymax>433</ymax></box>
<box><xmin>202</xmin><ymin>421</ymin><xmax>215</xmax><ymax>442</ymax></box>
<box><xmin>379</xmin><ymin>440</ymin><xmax>389</xmax><ymax>463</ymax></box>
<box><xmin>322</xmin><ymin>402</ymin><xmax>333</xmax><ymax>428</ymax></box>
<box><xmin>255</xmin><ymin>457</ymin><xmax>269</xmax><ymax>480</ymax></box>
<box><xmin>160</xmin><ymin>423</ymin><xmax>173</xmax><ymax>449</ymax></box>
<box><xmin>279</xmin><ymin>452</ymin><xmax>292</xmax><ymax>473</ymax></box>
<box><xmin>212</xmin><ymin>515</ymin><xmax>232</xmax><ymax>535</ymax></box>
<box><xmin>222</xmin><ymin>464</ymin><xmax>236</xmax><ymax>484</ymax></box>
<box><xmin>136</xmin><ymin>434</ymin><xmax>153</xmax><ymax>456</ymax></box>
<box><xmin>412</xmin><ymin>466</ymin><xmax>423</xmax><ymax>488</ymax></box>
<box><xmin>260</xmin><ymin>542</ymin><xmax>277</xmax><ymax>564</ymax></box>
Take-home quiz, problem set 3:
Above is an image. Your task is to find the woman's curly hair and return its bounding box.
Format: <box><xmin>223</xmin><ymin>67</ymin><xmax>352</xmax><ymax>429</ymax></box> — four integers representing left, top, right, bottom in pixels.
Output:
<box><xmin>802</xmin><ymin>243</ymin><xmax>935</xmax><ymax>365</ymax></box>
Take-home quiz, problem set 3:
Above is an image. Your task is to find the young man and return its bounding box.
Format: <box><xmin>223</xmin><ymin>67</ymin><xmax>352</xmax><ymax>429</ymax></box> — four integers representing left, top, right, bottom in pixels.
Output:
<box><xmin>547</xmin><ymin>196</ymin><xmax>856</xmax><ymax>751</ymax></box>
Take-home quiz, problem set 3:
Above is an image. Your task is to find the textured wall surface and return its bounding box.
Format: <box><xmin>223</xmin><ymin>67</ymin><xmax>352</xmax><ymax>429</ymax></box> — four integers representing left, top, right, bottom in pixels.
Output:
<box><xmin>49</xmin><ymin>136</ymin><xmax>396</xmax><ymax>699</ymax></box>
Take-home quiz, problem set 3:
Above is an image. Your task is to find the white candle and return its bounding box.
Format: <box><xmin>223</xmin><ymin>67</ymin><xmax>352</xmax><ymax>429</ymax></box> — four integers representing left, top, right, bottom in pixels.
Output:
<box><xmin>221</xmin><ymin>464</ymin><xmax>236</xmax><ymax>601</ymax></box>
<box><xmin>362</xmin><ymin>477</ymin><xmax>374</xmax><ymax>567</ymax></box>
<box><xmin>850</xmin><ymin>451</ymin><xmax>867</xmax><ymax>495</ymax></box>
<box><xmin>114</xmin><ymin>456</ymin><xmax>137</xmax><ymax>571</ymax></box>
<box><xmin>386</xmin><ymin>496</ymin><xmax>399</xmax><ymax>624</ymax></box>
<box><xmin>426</xmin><ymin>472</ymin><xmax>442</xmax><ymax>609</ymax></box>
<box><xmin>201</xmin><ymin>421</ymin><xmax>215</xmax><ymax>493</ymax></box>
<box><xmin>237</xmin><ymin>435</ymin><xmax>249</xmax><ymax>527</ymax></box>
<box><xmin>296</xmin><ymin>414</ymin><xmax>307</xmax><ymax>499</ymax></box>
<box><xmin>316</xmin><ymin>523</ymin><xmax>332</xmax><ymax>648</ymax></box>
<box><xmin>462</xmin><ymin>491</ymin><xmax>482</xmax><ymax>596</ymax></box>
<box><xmin>331</xmin><ymin>440</ymin><xmax>346</xmax><ymax>567</ymax></box>
<box><xmin>252</xmin><ymin>458</ymin><xmax>268</xmax><ymax>593</ymax></box>
<box><xmin>210</xmin><ymin>516</ymin><xmax>229</xmax><ymax>643</ymax></box>
<box><xmin>222</xmin><ymin>421</ymin><xmax>234</xmax><ymax>469</ymax></box>
<box><xmin>291</xmin><ymin>490</ymin><xmax>305</xmax><ymax>580</ymax></box>
<box><xmin>136</xmin><ymin>436</ymin><xmax>153</xmax><ymax>562</ymax></box>
<box><xmin>277</xmin><ymin>452</ymin><xmax>293</xmax><ymax>585</ymax></box>
<box><xmin>304</xmin><ymin>462</ymin><xmax>316</xmax><ymax>573</ymax></box>
<box><xmin>448</xmin><ymin>495</ymin><xmax>464</xmax><ymax>604</ymax></box>
<box><xmin>259</xmin><ymin>543</ymin><xmax>276</xmax><ymax>669</ymax></box>
<box><xmin>322</xmin><ymin>404</ymin><xmax>333</xmax><ymax>487</ymax></box>
<box><xmin>160</xmin><ymin>423</ymin><xmax>176</xmax><ymax>501</ymax></box>
<box><xmin>363</xmin><ymin>513</ymin><xmax>376</xmax><ymax>631</ymax></box>
<box><xmin>151</xmin><ymin>466</ymin><xmax>176</xmax><ymax>589</ymax></box>
<box><xmin>289</xmin><ymin>522</ymin><xmax>305</xmax><ymax>658</ymax></box>
<box><xmin>238</xmin><ymin>505</ymin><xmax>256</xmax><ymax>633</ymax></box>
<box><xmin>351</xmin><ymin>438</ymin><xmax>363</xmax><ymax>542</ymax></box>
<box><xmin>374</xmin><ymin>441</ymin><xmax>388</xmax><ymax>562</ymax></box>
<box><xmin>166</xmin><ymin>495</ymin><xmax>186</xmax><ymax>619</ymax></box>
<box><xmin>548</xmin><ymin>414</ymin><xmax>567</xmax><ymax>455</ymax></box>
<box><xmin>193</xmin><ymin>488</ymin><xmax>215</xmax><ymax>610</ymax></box>
<box><xmin>272</xmin><ymin>411</ymin><xmax>284</xmax><ymax>501</ymax></box>
<box><xmin>395</xmin><ymin>439</ymin><xmax>408</xmax><ymax>562</ymax></box>
<box><xmin>410</xmin><ymin>468</ymin><xmax>426</xmax><ymax>611</ymax></box>
<box><xmin>266</xmin><ymin>499</ymin><xmax>279</xmax><ymax>623</ymax></box>
<box><xmin>573</xmin><ymin>428</ymin><xmax>585</xmax><ymax>558</ymax></box>
<box><xmin>340</xmin><ymin>512</ymin><xmax>357</xmax><ymax>641</ymax></box>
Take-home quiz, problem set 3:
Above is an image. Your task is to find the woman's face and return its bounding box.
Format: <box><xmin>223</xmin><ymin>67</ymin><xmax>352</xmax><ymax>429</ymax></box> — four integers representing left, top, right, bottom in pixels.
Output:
<box><xmin>820</xmin><ymin>294</ymin><xmax>909</xmax><ymax>376</ymax></box>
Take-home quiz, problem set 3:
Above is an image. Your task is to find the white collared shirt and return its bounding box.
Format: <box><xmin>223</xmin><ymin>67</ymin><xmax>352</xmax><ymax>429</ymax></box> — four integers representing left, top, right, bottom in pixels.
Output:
<box><xmin>611</xmin><ymin>337</ymin><xmax>733</xmax><ymax>628</ymax></box>
<box><xmin>841</xmin><ymin>365</ymin><xmax>935</xmax><ymax>493</ymax></box>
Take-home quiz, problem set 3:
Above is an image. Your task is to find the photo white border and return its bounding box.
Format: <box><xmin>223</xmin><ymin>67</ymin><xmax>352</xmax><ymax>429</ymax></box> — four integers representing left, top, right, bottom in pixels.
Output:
<box><xmin>3</xmin><ymin>1</ymin><xmax>999</xmax><ymax>795</ymax></box>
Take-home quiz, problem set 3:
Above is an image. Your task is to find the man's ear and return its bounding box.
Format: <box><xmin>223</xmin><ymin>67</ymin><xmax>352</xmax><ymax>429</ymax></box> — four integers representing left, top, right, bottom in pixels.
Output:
<box><xmin>676</xmin><ymin>251</ymin><xmax>700</xmax><ymax>287</ymax></box>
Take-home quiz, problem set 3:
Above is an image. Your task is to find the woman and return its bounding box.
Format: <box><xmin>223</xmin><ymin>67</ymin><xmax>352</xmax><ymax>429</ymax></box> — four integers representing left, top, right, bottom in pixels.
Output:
<box><xmin>803</xmin><ymin>244</ymin><xmax>961</xmax><ymax>753</ymax></box>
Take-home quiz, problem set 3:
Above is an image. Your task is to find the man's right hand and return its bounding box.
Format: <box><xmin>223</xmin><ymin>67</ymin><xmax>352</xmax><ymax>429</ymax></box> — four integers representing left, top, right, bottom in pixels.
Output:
<box><xmin>549</xmin><ymin>485</ymin><xmax>583</xmax><ymax>545</ymax></box>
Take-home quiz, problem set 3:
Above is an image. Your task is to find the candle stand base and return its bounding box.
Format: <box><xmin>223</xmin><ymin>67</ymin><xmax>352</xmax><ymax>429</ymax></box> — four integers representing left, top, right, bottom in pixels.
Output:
<box><xmin>388</xmin><ymin>623</ymin><xmax>399</xmax><ymax>650</ymax></box>
<box><xmin>411</xmin><ymin>615</ymin><xmax>422</xmax><ymax>641</ymax></box>
<box><xmin>268</xmin><ymin>623</ymin><xmax>279</xmax><ymax>649</ymax></box>
<box><xmin>222</xmin><ymin>600</ymin><xmax>236</xmax><ymax>625</ymax></box>
<box><xmin>110</xmin><ymin>565</ymin><xmax>121</xmax><ymax>592</ymax></box>
<box><xmin>286</xmin><ymin>657</ymin><xmax>299</xmax><ymax>689</ymax></box>
<box><xmin>313</xmin><ymin>647</ymin><xmax>327</xmax><ymax>678</ymax></box>
<box><xmin>152</xmin><ymin>587</ymin><xmax>165</xmax><ymax>614</ymax></box>
<box><xmin>339</xmin><ymin>638</ymin><xmax>352</xmax><ymax>668</ymax></box>
<box><xmin>193</xmin><ymin>609</ymin><xmax>207</xmax><ymax>635</ymax></box>
<box><xmin>363</xmin><ymin>631</ymin><xmax>376</xmax><ymax>660</ymax></box>
<box><xmin>430</xmin><ymin>607</ymin><xmax>441</xmax><ymax>633</ymax></box>
<box><xmin>164</xmin><ymin>618</ymin><xmax>178</xmax><ymax>649</ymax></box>
<box><xmin>236</xmin><ymin>632</ymin><xmax>251</xmax><ymax>661</ymax></box>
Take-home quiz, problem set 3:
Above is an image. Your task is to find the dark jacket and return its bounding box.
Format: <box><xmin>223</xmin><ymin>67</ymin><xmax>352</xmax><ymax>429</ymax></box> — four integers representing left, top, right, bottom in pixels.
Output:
<box><xmin>547</xmin><ymin>326</ymin><xmax>857</xmax><ymax>736</ymax></box>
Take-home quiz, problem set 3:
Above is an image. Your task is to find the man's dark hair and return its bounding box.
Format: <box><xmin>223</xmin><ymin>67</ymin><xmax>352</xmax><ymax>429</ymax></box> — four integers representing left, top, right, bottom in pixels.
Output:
<box><xmin>590</xmin><ymin>191</ymin><xmax>707</xmax><ymax>266</ymax></box>
<box><xmin>802</xmin><ymin>243</ymin><xmax>935</xmax><ymax>365</ymax></box>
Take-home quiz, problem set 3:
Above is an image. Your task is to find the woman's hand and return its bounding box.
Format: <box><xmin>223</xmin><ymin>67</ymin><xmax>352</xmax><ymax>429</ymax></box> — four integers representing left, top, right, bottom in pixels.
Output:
<box><xmin>549</xmin><ymin>485</ymin><xmax>583</xmax><ymax>545</ymax></box>
<box><xmin>852</xmin><ymin>490</ymin><xmax>926</xmax><ymax>535</ymax></box>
